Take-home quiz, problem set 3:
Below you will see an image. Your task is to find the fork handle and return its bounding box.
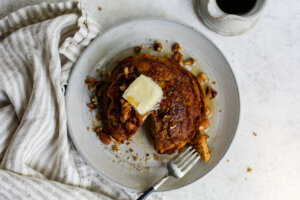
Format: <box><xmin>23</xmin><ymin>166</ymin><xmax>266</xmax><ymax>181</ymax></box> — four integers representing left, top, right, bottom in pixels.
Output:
<box><xmin>137</xmin><ymin>187</ymin><xmax>154</xmax><ymax>200</ymax></box>
<box><xmin>137</xmin><ymin>174</ymin><xmax>169</xmax><ymax>200</ymax></box>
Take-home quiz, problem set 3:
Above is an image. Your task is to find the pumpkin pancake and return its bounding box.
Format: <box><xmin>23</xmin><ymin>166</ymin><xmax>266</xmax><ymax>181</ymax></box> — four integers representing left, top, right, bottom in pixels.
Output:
<box><xmin>100</xmin><ymin>54</ymin><xmax>206</xmax><ymax>154</ymax></box>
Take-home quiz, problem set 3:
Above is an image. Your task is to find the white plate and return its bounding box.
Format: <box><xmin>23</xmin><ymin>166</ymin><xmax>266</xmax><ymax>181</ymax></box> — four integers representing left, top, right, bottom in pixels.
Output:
<box><xmin>66</xmin><ymin>19</ymin><xmax>240</xmax><ymax>192</ymax></box>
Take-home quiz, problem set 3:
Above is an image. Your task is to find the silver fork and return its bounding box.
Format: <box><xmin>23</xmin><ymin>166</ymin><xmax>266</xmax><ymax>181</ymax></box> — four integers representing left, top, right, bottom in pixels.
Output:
<box><xmin>137</xmin><ymin>146</ymin><xmax>200</xmax><ymax>200</ymax></box>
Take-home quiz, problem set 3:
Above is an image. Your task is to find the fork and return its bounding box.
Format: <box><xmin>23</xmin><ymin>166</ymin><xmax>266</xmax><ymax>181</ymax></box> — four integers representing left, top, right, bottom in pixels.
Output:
<box><xmin>137</xmin><ymin>146</ymin><xmax>200</xmax><ymax>200</ymax></box>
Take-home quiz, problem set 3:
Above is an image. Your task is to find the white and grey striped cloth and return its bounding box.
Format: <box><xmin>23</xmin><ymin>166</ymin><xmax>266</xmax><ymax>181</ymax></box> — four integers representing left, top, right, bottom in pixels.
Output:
<box><xmin>0</xmin><ymin>1</ymin><xmax>162</xmax><ymax>200</ymax></box>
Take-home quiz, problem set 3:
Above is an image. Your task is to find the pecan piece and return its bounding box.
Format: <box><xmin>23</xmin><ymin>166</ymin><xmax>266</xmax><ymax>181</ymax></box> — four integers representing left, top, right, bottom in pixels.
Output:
<box><xmin>95</xmin><ymin>127</ymin><xmax>111</xmax><ymax>145</ymax></box>
<box><xmin>199</xmin><ymin>119</ymin><xmax>210</xmax><ymax>131</ymax></box>
<box><xmin>124</xmin><ymin>67</ymin><xmax>129</xmax><ymax>78</ymax></box>
<box><xmin>85</xmin><ymin>77</ymin><xmax>97</xmax><ymax>85</ymax></box>
<box><xmin>154</xmin><ymin>42</ymin><xmax>163</xmax><ymax>51</ymax></box>
<box><xmin>120</xmin><ymin>100</ymin><xmax>132</xmax><ymax>123</ymax></box>
<box><xmin>183</xmin><ymin>58</ymin><xmax>195</xmax><ymax>65</ymax></box>
<box><xmin>204</xmin><ymin>107</ymin><xmax>211</xmax><ymax>118</ymax></box>
<box><xmin>134</xmin><ymin>46</ymin><xmax>142</xmax><ymax>53</ymax></box>
<box><xmin>197</xmin><ymin>73</ymin><xmax>208</xmax><ymax>84</ymax></box>
<box><xmin>171</xmin><ymin>52</ymin><xmax>183</xmax><ymax>64</ymax></box>
<box><xmin>91</xmin><ymin>96</ymin><xmax>98</xmax><ymax>105</ymax></box>
<box><xmin>206</xmin><ymin>87</ymin><xmax>218</xmax><ymax>99</ymax></box>
<box><xmin>119</xmin><ymin>83</ymin><xmax>127</xmax><ymax>91</ymax></box>
<box><xmin>172</xmin><ymin>43</ymin><xmax>181</xmax><ymax>52</ymax></box>
<box><xmin>88</xmin><ymin>84</ymin><xmax>97</xmax><ymax>92</ymax></box>
<box><xmin>112</xmin><ymin>144</ymin><xmax>120</xmax><ymax>152</ymax></box>
<box><xmin>87</xmin><ymin>103</ymin><xmax>96</xmax><ymax>110</ymax></box>
<box><xmin>211</xmin><ymin>89</ymin><xmax>218</xmax><ymax>99</ymax></box>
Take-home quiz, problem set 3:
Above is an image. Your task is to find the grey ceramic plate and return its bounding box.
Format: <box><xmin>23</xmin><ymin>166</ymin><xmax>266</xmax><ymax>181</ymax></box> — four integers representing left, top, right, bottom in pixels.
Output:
<box><xmin>66</xmin><ymin>19</ymin><xmax>240</xmax><ymax>192</ymax></box>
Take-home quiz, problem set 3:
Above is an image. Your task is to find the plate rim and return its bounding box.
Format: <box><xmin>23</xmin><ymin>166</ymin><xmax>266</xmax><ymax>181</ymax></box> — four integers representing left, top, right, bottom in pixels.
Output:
<box><xmin>66</xmin><ymin>18</ymin><xmax>240</xmax><ymax>192</ymax></box>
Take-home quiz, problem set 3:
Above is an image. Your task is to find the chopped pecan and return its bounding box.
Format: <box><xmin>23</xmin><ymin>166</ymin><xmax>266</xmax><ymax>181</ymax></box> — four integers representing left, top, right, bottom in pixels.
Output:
<box><xmin>94</xmin><ymin>127</ymin><xmax>111</xmax><ymax>145</ymax></box>
<box><xmin>197</xmin><ymin>73</ymin><xmax>208</xmax><ymax>84</ymax></box>
<box><xmin>170</xmin><ymin>124</ymin><xmax>176</xmax><ymax>129</ymax></box>
<box><xmin>206</xmin><ymin>87</ymin><xmax>218</xmax><ymax>99</ymax></box>
<box><xmin>112</xmin><ymin>144</ymin><xmax>120</xmax><ymax>152</ymax></box>
<box><xmin>91</xmin><ymin>96</ymin><xmax>98</xmax><ymax>105</ymax></box>
<box><xmin>124</xmin><ymin>67</ymin><xmax>129</xmax><ymax>74</ymax></box>
<box><xmin>211</xmin><ymin>89</ymin><xmax>218</xmax><ymax>99</ymax></box>
<box><xmin>119</xmin><ymin>83</ymin><xmax>127</xmax><ymax>91</ymax></box>
<box><xmin>97</xmin><ymin>131</ymin><xmax>111</xmax><ymax>145</ymax></box>
<box><xmin>199</xmin><ymin>119</ymin><xmax>210</xmax><ymax>131</ymax></box>
<box><xmin>124</xmin><ymin>67</ymin><xmax>129</xmax><ymax>78</ymax></box>
<box><xmin>85</xmin><ymin>77</ymin><xmax>97</xmax><ymax>85</ymax></box>
<box><xmin>120</xmin><ymin>100</ymin><xmax>132</xmax><ymax>123</ymax></box>
<box><xmin>171</xmin><ymin>52</ymin><xmax>183</xmax><ymax>64</ymax></box>
<box><xmin>87</xmin><ymin>103</ymin><xmax>96</xmax><ymax>110</ymax></box>
<box><xmin>132</xmin><ymin>156</ymin><xmax>138</xmax><ymax>161</ymax></box>
<box><xmin>154</xmin><ymin>42</ymin><xmax>162</xmax><ymax>51</ymax></box>
<box><xmin>172</xmin><ymin>43</ymin><xmax>181</xmax><ymax>52</ymax></box>
<box><xmin>88</xmin><ymin>84</ymin><xmax>97</xmax><ymax>92</ymax></box>
<box><xmin>134</xmin><ymin>46</ymin><xmax>142</xmax><ymax>53</ymax></box>
<box><xmin>204</xmin><ymin>107</ymin><xmax>211</xmax><ymax>118</ymax></box>
<box><xmin>183</xmin><ymin>58</ymin><xmax>195</xmax><ymax>65</ymax></box>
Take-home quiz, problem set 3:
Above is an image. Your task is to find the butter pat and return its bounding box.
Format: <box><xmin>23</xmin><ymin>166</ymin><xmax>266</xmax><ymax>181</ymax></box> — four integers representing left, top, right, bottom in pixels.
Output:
<box><xmin>122</xmin><ymin>74</ymin><xmax>163</xmax><ymax>115</ymax></box>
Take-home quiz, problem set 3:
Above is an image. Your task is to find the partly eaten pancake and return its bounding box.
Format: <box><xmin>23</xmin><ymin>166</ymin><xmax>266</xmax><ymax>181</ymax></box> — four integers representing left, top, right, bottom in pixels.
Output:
<box><xmin>101</xmin><ymin>54</ymin><xmax>206</xmax><ymax>154</ymax></box>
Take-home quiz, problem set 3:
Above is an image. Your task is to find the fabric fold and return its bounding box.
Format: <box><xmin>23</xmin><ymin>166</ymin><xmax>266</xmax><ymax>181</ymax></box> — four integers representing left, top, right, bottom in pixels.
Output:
<box><xmin>0</xmin><ymin>1</ymin><xmax>162</xmax><ymax>200</ymax></box>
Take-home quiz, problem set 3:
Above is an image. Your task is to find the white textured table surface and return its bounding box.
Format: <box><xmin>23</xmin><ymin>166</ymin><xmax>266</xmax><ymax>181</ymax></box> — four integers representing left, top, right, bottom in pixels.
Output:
<box><xmin>1</xmin><ymin>0</ymin><xmax>300</xmax><ymax>200</ymax></box>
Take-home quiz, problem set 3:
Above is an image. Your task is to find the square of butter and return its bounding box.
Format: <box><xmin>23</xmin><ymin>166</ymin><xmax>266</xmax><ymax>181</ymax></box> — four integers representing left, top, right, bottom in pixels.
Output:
<box><xmin>122</xmin><ymin>74</ymin><xmax>163</xmax><ymax>115</ymax></box>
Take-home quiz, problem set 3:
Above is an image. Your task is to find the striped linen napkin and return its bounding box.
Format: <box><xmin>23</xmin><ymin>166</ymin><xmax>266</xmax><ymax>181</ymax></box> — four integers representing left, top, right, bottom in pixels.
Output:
<box><xmin>0</xmin><ymin>1</ymin><xmax>163</xmax><ymax>200</ymax></box>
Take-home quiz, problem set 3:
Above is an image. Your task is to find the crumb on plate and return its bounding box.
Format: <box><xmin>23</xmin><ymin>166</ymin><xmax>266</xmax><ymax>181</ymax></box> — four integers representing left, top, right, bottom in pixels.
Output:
<box><xmin>172</xmin><ymin>43</ymin><xmax>181</xmax><ymax>53</ymax></box>
<box><xmin>134</xmin><ymin>46</ymin><xmax>142</xmax><ymax>53</ymax></box>
<box><xmin>183</xmin><ymin>58</ymin><xmax>195</xmax><ymax>66</ymax></box>
<box><xmin>154</xmin><ymin>42</ymin><xmax>163</xmax><ymax>51</ymax></box>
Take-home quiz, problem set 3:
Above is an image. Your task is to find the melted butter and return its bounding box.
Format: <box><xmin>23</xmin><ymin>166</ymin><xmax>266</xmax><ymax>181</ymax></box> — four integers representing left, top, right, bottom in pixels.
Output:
<box><xmin>122</xmin><ymin>74</ymin><xmax>163</xmax><ymax>115</ymax></box>
<box><xmin>126</xmin><ymin>96</ymin><xmax>139</xmax><ymax>107</ymax></box>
